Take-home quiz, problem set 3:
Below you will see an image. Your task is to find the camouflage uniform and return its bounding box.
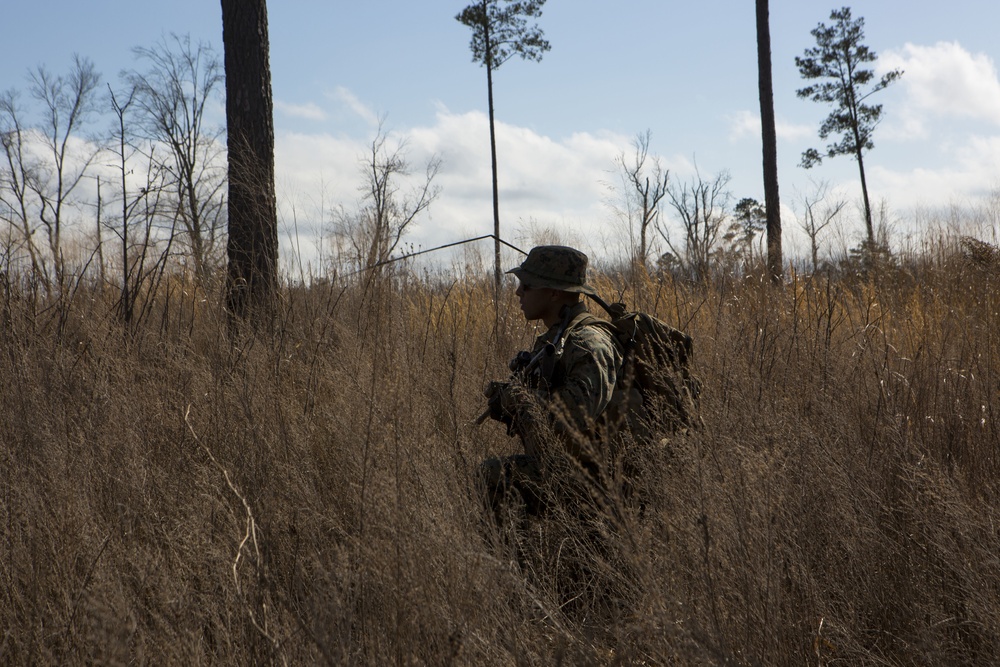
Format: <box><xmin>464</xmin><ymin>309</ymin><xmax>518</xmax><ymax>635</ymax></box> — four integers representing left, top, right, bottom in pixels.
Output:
<box><xmin>503</xmin><ymin>302</ymin><xmax>621</xmax><ymax>457</ymax></box>
<box><xmin>480</xmin><ymin>247</ymin><xmax>623</xmax><ymax>523</ymax></box>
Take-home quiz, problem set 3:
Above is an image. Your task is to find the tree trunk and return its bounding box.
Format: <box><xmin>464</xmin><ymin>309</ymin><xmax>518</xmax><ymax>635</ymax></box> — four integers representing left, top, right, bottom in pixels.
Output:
<box><xmin>640</xmin><ymin>203</ymin><xmax>649</xmax><ymax>270</ymax></box>
<box><xmin>221</xmin><ymin>0</ymin><xmax>279</xmax><ymax>324</ymax></box>
<box><xmin>756</xmin><ymin>0</ymin><xmax>782</xmax><ymax>283</ymax></box>
<box><xmin>483</xmin><ymin>5</ymin><xmax>502</xmax><ymax>297</ymax></box>
<box><xmin>855</xmin><ymin>146</ymin><xmax>875</xmax><ymax>246</ymax></box>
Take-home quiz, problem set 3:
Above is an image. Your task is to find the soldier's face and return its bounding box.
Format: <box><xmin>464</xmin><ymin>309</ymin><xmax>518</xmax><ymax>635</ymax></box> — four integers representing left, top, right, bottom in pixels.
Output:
<box><xmin>515</xmin><ymin>280</ymin><xmax>560</xmax><ymax>324</ymax></box>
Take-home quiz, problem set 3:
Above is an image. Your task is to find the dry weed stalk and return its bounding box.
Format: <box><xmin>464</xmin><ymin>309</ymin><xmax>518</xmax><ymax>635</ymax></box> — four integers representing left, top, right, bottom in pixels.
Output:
<box><xmin>183</xmin><ymin>406</ymin><xmax>281</xmax><ymax>659</ymax></box>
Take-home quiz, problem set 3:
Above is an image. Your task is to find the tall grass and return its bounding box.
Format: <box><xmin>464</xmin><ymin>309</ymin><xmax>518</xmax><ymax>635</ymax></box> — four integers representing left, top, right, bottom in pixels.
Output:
<box><xmin>2</xmin><ymin>243</ymin><xmax>999</xmax><ymax>664</ymax></box>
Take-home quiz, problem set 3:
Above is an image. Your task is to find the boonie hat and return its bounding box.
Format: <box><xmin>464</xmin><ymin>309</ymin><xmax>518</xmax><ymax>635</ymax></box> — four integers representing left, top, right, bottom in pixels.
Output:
<box><xmin>506</xmin><ymin>245</ymin><xmax>597</xmax><ymax>296</ymax></box>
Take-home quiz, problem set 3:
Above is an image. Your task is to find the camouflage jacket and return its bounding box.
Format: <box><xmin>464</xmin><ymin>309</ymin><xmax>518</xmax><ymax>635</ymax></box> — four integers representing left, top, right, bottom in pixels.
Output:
<box><xmin>506</xmin><ymin>303</ymin><xmax>623</xmax><ymax>461</ymax></box>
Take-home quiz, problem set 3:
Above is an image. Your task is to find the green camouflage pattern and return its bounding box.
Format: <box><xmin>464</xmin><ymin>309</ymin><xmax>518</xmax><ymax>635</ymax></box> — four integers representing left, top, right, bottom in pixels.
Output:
<box><xmin>480</xmin><ymin>302</ymin><xmax>623</xmax><ymax>523</ymax></box>
<box><xmin>503</xmin><ymin>302</ymin><xmax>622</xmax><ymax>463</ymax></box>
<box><xmin>506</xmin><ymin>245</ymin><xmax>597</xmax><ymax>295</ymax></box>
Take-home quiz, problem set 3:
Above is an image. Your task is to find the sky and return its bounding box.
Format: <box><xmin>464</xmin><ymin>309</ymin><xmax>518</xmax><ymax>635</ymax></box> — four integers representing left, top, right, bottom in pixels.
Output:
<box><xmin>5</xmin><ymin>1</ymin><xmax>1000</xmax><ymax>270</ymax></box>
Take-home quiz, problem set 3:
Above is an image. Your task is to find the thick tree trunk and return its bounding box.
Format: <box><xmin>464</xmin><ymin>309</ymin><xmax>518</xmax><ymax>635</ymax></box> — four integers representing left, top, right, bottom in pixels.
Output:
<box><xmin>221</xmin><ymin>0</ymin><xmax>278</xmax><ymax>324</ymax></box>
<box><xmin>756</xmin><ymin>0</ymin><xmax>782</xmax><ymax>283</ymax></box>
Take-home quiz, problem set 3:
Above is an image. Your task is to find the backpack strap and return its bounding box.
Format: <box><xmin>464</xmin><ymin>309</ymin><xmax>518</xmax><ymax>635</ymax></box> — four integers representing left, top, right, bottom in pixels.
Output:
<box><xmin>563</xmin><ymin>312</ymin><xmax>619</xmax><ymax>346</ymax></box>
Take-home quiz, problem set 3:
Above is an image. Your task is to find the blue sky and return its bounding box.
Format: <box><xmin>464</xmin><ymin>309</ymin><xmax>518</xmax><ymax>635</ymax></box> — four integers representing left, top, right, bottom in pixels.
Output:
<box><xmin>5</xmin><ymin>1</ymin><xmax>1000</xmax><ymax>267</ymax></box>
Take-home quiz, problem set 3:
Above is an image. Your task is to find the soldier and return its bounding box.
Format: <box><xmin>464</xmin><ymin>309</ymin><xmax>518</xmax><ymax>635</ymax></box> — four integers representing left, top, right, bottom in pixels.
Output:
<box><xmin>480</xmin><ymin>245</ymin><xmax>624</xmax><ymax>525</ymax></box>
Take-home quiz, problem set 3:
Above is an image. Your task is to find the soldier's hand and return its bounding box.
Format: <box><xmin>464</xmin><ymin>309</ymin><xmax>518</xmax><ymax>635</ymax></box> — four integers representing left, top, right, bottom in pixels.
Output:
<box><xmin>484</xmin><ymin>380</ymin><xmax>508</xmax><ymax>401</ymax></box>
<box><xmin>484</xmin><ymin>380</ymin><xmax>511</xmax><ymax>424</ymax></box>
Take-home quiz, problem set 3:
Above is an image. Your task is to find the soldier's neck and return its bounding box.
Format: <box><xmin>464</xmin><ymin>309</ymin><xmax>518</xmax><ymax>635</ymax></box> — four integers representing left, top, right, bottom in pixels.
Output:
<box><xmin>542</xmin><ymin>301</ymin><xmax>582</xmax><ymax>329</ymax></box>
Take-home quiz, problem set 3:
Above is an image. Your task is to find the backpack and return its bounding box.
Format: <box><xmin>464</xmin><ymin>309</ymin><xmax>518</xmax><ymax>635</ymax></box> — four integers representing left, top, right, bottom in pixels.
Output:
<box><xmin>583</xmin><ymin>298</ymin><xmax>702</xmax><ymax>432</ymax></box>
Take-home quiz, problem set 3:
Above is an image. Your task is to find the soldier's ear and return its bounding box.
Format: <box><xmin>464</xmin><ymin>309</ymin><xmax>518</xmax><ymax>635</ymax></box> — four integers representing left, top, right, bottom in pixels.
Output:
<box><xmin>554</xmin><ymin>289</ymin><xmax>578</xmax><ymax>305</ymax></box>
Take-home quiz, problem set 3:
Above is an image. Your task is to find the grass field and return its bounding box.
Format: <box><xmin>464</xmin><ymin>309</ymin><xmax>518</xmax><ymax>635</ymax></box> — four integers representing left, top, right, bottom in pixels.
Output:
<box><xmin>2</xmin><ymin>243</ymin><xmax>999</xmax><ymax>664</ymax></box>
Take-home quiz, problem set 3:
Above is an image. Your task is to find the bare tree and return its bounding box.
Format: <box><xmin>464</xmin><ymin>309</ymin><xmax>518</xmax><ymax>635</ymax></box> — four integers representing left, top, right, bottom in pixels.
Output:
<box><xmin>0</xmin><ymin>56</ymin><xmax>102</xmax><ymax>291</ymax></box>
<box><xmin>658</xmin><ymin>167</ymin><xmax>732</xmax><ymax>281</ymax></box>
<box><xmin>221</xmin><ymin>0</ymin><xmax>279</xmax><ymax>324</ymax></box>
<box><xmin>796</xmin><ymin>179</ymin><xmax>846</xmax><ymax>272</ymax></box>
<box><xmin>30</xmin><ymin>56</ymin><xmax>102</xmax><ymax>288</ymax></box>
<box><xmin>333</xmin><ymin>124</ymin><xmax>441</xmax><ymax>276</ymax></box>
<box><xmin>0</xmin><ymin>92</ymin><xmax>47</xmax><ymax>284</ymax></box>
<box><xmin>107</xmin><ymin>87</ymin><xmax>176</xmax><ymax>335</ymax></box>
<box><xmin>123</xmin><ymin>34</ymin><xmax>226</xmax><ymax>287</ymax></box>
<box><xmin>613</xmin><ymin>130</ymin><xmax>668</xmax><ymax>272</ymax></box>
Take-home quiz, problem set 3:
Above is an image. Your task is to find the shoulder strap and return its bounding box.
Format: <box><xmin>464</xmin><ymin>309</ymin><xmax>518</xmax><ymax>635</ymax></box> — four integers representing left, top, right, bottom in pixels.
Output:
<box><xmin>562</xmin><ymin>312</ymin><xmax>626</xmax><ymax>360</ymax></box>
<box><xmin>564</xmin><ymin>311</ymin><xmax>615</xmax><ymax>336</ymax></box>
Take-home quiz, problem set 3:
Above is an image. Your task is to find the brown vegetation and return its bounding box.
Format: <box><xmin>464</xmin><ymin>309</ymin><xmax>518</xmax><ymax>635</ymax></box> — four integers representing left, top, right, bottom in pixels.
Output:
<box><xmin>2</xmin><ymin>245</ymin><xmax>1000</xmax><ymax>664</ymax></box>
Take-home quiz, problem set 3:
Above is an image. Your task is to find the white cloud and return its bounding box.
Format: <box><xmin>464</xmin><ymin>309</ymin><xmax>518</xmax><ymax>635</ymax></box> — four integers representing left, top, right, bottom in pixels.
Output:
<box><xmin>727</xmin><ymin>110</ymin><xmax>814</xmax><ymax>142</ymax></box>
<box><xmin>329</xmin><ymin>86</ymin><xmax>380</xmax><ymax>127</ymax></box>
<box><xmin>274</xmin><ymin>100</ymin><xmax>327</xmax><ymax>121</ymax></box>
<box><xmin>777</xmin><ymin>119</ymin><xmax>816</xmax><ymax>142</ymax></box>
<box><xmin>881</xmin><ymin>42</ymin><xmax>1000</xmax><ymax>125</ymax></box>
<box><xmin>275</xmin><ymin>131</ymin><xmax>364</xmax><ymax>200</ymax></box>
<box><xmin>270</xmin><ymin>100</ymin><xmax>1000</xmax><ymax>269</ymax></box>
<box><xmin>412</xmin><ymin>111</ymin><xmax>630</xmax><ymax>254</ymax></box>
<box><xmin>728</xmin><ymin>110</ymin><xmax>758</xmax><ymax>141</ymax></box>
<box><xmin>870</xmin><ymin>133</ymin><xmax>1000</xmax><ymax>210</ymax></box>
<box><xmin>271</xmin><ymin>109</ymin><xmax>638</xmax><ymax>265</ymax></box>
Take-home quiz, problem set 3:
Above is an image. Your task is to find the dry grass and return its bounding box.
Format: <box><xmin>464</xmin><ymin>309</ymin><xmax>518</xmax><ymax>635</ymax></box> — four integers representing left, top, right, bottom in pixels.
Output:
<box><xmin>2</xmin><ymin>248</ymin><xmax>1000</xmax><ymax>665</ymax></box>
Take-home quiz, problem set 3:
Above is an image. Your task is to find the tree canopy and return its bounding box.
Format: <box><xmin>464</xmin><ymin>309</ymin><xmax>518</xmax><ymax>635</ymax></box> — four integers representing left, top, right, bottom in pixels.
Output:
<box><xmin>796</xmin><ymin>6</ymin><xmax>902</xmax><ymax>244</ymax></box>
<box><xmin>456</xmin><ymin>0</ymin><xmax>550</xmax><ymax>70</ymax></box>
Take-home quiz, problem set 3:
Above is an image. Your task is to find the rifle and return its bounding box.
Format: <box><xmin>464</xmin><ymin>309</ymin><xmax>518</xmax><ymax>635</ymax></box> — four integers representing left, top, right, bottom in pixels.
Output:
<box><xmin>475</xmin><ymin>305</ymin><xmax>574</xmax><ymax>426</ymax></box>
